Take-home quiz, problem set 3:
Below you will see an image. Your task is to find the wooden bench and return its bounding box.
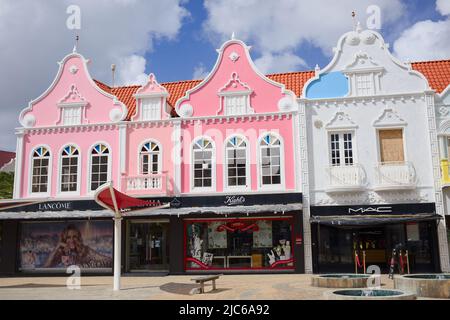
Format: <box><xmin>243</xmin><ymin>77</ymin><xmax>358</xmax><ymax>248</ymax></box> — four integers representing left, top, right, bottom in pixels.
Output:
<box><xmin>191</xmin><ymin>274</ymin><xmax>222</xmax><ymax>294</ymax></box>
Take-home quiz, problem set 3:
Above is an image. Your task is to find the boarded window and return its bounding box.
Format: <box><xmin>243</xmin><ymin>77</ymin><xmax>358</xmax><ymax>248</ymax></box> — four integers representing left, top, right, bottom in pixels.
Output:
<box><xmin>379</xmin><ymin>129</ymin><xmax>404</xmax><ymax>163</ymax></box>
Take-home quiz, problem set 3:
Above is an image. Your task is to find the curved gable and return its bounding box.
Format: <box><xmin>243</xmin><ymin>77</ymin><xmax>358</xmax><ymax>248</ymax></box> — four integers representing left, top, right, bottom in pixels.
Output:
<box><xmin>175</xmin><ymin>39</ymin><xmax>296</xmax><ymax>117</ymax></box>
<box><xmin>303</xmin><ymin>24</ymin><xmax>429</xmax><ymax>99</ymax></box>
<box><xmin>19</xmin><ymin>52</ymin><xmax>127</xmax><ymax>128</ymax></box>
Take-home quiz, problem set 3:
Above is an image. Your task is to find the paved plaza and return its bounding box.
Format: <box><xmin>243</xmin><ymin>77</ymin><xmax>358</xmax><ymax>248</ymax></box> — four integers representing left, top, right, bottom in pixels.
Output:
<box><xmin>0</xmin><ymin>274</ymin><xmax>419</xmax><ymax>300</ymax></box>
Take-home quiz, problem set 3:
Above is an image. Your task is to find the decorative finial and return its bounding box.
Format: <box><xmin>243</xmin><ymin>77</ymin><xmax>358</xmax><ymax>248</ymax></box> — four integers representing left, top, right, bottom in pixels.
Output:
<box><xmin>111</xmin><ymin>64</ymin><xmax>116</xmax><ymax>88</ymax></box>
<box><xmin>351</xmin><ymin>11</ymin><xmax>357</xmax><ymax>31</ymax></box>
<box><xmin>356</xmin><ymin>21</ymin><xmax>362</xmax><ymax>33</ymax></box>
<box><xmin>73</xmin><ymin>35</ymin><xmax>79</xmax><ymax>53</ymax></box>
<box><xmin>231</xmin><ymin>32</ymin><xmax>235</xmax><ymax>40</ymax></box>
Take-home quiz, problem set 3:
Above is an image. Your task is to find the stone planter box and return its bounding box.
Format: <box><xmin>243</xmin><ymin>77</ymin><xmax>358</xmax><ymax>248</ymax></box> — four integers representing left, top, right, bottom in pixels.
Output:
<box><xmin>394</xmin><ymin>274</ymin><xmax>450</xmax><ymax>299</ymax></box>
<box><xmin>312</xmin><ymin>274</ymin><xmax>371</xmax><ymax>288</ymax></box>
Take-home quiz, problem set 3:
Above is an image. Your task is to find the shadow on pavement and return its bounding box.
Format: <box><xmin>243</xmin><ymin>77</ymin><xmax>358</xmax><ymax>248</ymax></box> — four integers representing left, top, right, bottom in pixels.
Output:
<box><xmin>159</xmin><ymin>282</ymin><xmax>231</xmax><ymax>296</ymax></box>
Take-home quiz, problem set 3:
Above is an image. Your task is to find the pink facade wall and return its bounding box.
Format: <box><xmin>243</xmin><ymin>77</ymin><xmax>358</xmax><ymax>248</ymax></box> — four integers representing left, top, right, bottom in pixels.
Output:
<box><xmin>126</xmin><ymin>125</ymin><xmax>176</xmax><ymax>194</ymax></box>
<box><xmin>180</xmin><ymin>117</ymin><xmax>297</xmax><ymax>193</ymax></box>
<box><xmin>17</xmin><ymin>39</ymin><xmax>300</xmax><ymax>199</ymax></box>
<box><xmin>177</xmin><ymin>41</ymin><xmax>291</xmax><ymax>116</ymax></box>
<box><xmin>21</xmin><ymin>54</ymin><xmax>125</xmax><ymax>127</ymax></box>
<box><xmin>21</xmin><ymin>128</ymin><xmax>119</xmax><ymax>198</ymax></box>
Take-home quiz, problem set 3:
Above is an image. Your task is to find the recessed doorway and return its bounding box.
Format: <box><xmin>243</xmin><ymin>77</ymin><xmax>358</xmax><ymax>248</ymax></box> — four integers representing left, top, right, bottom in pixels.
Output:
<box><xmin>126</xmin><ymin>220</ymin><xmax>169</xmax><ymax>272</ymax></box>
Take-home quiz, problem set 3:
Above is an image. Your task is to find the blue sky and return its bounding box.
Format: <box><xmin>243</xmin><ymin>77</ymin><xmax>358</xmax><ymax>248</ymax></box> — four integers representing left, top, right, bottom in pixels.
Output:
<box><xmin>0</xmin><ymin>0</ymin><xmax>449</xmax><ymax>151</ymax></box>
<box><xmin>148</xmin><ymin>0</ymin><xmax>445</xmax><ymax>83</ymax></box>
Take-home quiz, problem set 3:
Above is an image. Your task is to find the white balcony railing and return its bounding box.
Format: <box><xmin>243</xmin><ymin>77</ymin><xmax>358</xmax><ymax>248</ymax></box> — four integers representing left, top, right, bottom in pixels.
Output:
<box><xmin>374</xmin><ymin>162</ymin><xmax>417</xmax><ymax>190</ymax></box>
<box><xmin>123</xmin><ymin>174</ymin><xmax>167</xmax><ymax>195</ymax></box>
<box><xmin>326</xmin><ymin>164</ymin><xmax>367</xmax><ymax>192</ymax></box>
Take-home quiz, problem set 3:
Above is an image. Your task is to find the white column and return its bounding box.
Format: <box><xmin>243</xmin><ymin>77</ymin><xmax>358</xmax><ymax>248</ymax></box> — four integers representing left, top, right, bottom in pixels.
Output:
<box><xmin>298</xmin><ymin>98</ymin><xmax>313</xmax><ymax>273</ymax></box>
<box><xmin>113</xmin><ymin>217</ymin><xmax>122</xmax><ymax>291</ymax></box>
<box><xmin>117</xmin><ymin>123</ymin><xmax>127</xmax><ymax>191</ymax></box>
<box><xmin>425</xmin><ymin>91</ymin><xmax>450</xmax><ymax>272</ymax></box>
<box><xmin>172</xmin><ymin>120</ymin><xmax>182</xmax><ymax>196</ymax></box>
<box><xmin>292</xmin><ymin>112</ymin><xmax>301</xmax><ymax>192</ymax></box>
<box><xmin>438</xmin><ymin>135</ymin><xmax>447</xmax><ymax>159</ymax></box>
<box><xmin>13</xmin><ymin>130</ymin><xmax>25</xmax><ymax>199</ymax></box>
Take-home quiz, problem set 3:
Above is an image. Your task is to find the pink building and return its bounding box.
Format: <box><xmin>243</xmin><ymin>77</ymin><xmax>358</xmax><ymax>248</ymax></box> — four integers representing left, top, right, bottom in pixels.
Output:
<box><xmin>5</xmin><ymin>38</ymin><xmax>307</xmax><ymax>275</ymax></box>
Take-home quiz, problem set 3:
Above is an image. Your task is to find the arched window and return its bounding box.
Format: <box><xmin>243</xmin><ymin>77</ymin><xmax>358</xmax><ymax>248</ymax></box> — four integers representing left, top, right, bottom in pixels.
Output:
<box><xmin>259</xmin><ymin>134</ymin><xmax>282</xmax><ymax>186</ymax></box>
<box><xmin>140</xmin><ymin>141</ymin><xmax>160</xmax><ymax>174</ymax></box>
<box><xmin>90</xmin><ymin>144</ymin><xmax>110</xmax><ymax>191</ymax></box>
<box><xmin>60</xmin><ymin>145</ymin><xmax>79</xmax><ymax>193</ymax></box>
<box><xmin>225</xmin><ymin>136</ymin><xmax>248</xmax><ymax>188</ymax></box>
<box><xmin>31</xmin><ymin>146</ymin><xmax>50</xmax><ymax>193</ymax></box>
<box><xmin>192</xmin><ymin>138</ymin><xmax>214</xmax><ymax>189</ymax></box>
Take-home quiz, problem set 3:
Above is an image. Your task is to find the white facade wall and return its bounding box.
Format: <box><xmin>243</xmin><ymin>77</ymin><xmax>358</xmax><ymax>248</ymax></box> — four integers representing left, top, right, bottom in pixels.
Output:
<box><xmin>300</xmin><ymin>25</ymin><xmax>450</xmax><ymax>272</ymax></box>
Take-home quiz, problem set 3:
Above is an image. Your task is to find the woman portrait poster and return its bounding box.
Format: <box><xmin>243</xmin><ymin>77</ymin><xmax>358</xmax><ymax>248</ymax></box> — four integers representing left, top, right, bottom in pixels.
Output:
<box><xmin>19</xmin><ymin>221</ymin><xmax>113</xmax><ymax>270</ymax></box>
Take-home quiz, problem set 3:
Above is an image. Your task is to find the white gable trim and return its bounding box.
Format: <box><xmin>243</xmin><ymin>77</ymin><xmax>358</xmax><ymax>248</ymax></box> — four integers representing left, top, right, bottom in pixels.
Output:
<box><xmin>19</xmin><ymin>52</ymin><xmax>128</xmax><ymax>127</ymax></box>
<box><xmin>174</xmin><ymin>39</ymin><xmax>296</xmax><ymax>116</ymax></box>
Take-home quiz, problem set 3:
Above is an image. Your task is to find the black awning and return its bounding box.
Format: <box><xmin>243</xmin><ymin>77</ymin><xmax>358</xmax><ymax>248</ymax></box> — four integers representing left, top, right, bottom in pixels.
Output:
<box><xmin>310</xmin><ymin>214</ymin><xmax>442</xmax><ymax>226</ymax></box>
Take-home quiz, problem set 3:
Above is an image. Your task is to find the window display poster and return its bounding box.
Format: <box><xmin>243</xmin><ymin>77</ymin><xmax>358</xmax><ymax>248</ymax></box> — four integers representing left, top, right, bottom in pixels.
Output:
<box><xmin>406</xmin><ymin>223</ymin><xmax>420</xmax><ymax>241</ymax></box>
<box><xmin>207</xmin><ymin>221</ymin><xmax>227</xmax><ymax>249</ymax></box>
<box><xmin>253</xmin><ymin>220</ymin><xmax>272</xmax><ymax>248</ymax></box>
<box><xmin>187</xmin><ymin>223</ymin><xmax>204</xmax><ymax>260</ymax></box>
<box><xmin>19</xmin><ymin>221</ymin><xmax>113</xmax><ymax>270</ymax></box>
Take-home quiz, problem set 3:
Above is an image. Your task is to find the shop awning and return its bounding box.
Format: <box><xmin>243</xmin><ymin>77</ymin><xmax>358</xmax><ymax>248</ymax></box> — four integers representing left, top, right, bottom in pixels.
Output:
<box><xmin>0</xmin><ymin>199</ymin><xmax>49</xmax><ymax>211</ymax></box>
<box><xmin>310</xmin><ymin>214</ymin><xmax>443</xmax><ymax>226</ymax></box>
<box><xmin>94</xmin><ymin>182</ymin><xmax>169</xmax><ymax>218</ymax></box>
<box><xmin>0</xmin><ymin>203</ymin><xmax>302</xmax><ymax>220</ymax></box>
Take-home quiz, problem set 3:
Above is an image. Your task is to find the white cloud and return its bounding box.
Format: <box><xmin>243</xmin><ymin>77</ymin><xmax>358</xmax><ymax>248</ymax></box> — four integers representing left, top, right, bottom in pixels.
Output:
<box><xmin>437</xmin><ymin>0</ymin><xmax>450</xmax><ymax>16</ymax></box>
<box><xmin>0</xmin><ymin>0</ymin><xmax>188</xmax><ymax>150</ymax></box>
<box><xmin>393</xmin><ymin>0</ymin><xmax>450</xmax><ymax>62</ymax></box>
<box><xmin>202</xmin><ymin>0</ymin><xmax>405</xmax><ymax>68</ymax></box>
<box><xmin>393</xmin><ymin>19</ymin><xmax>450</xmax><ymax>62</ymax></box>
<box><xmin>192</xmin><ymin>63</ymin><xmax>209</xmax><ymax>79</ymax></box>
<box><xmin>117</xmin><ymin>55</ymin><xmax>148</xmax><ymax>86</ymax></box>
<box><xmin>254</xmin><ymin>52</ymin><xmax>307</xmax><ymax>74</ymax></box>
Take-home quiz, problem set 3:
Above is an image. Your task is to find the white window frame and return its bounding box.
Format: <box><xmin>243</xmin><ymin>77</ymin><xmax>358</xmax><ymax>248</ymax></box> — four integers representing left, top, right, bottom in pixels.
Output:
<box><xmin>223</xmin><ymin>135</ymin><xmax>250</xmax><ymax>192</ymax></box>
<box><xmin>224</xmin><ymin>94</ymin><xmax>249</xmax><ymax>116</ymax></box>
<box><xmin>28</xmin><ymin>145</ymin><xmax>52</xmax><ymax>197</ymax></box>
<box><xmin>257</xmin><ymin>132</ymin><xmax>285</xmax><ymax>191</ymax></box>
<box><xmin>57</xmin><ymin>100</ymin><xmax>86</xmax><ymax>126</ymax></box>
<box><xmin>327</xmin><ymin>131</ymin><xmax>356</xmax><ymax>166</ymax></box>
<box><xmin>61</xmin><ymin>106</ymin><xmax>82</xmax><ymax>125</ymax></box>
<box><xmin>355</xmin><ymin>72</ymin><xmax>374</xmax><ymax>96</ymax></box>
<box><xmin>138</xmin><ymin>140</ymin><xmax>162</xmax><ymax>175</ymax></box>
<box><xmin>57</xmin><ymin>144</ymin><xmax>81</xmax><ymax>196</ymax></box>
<box><xmin>87</xmin><ymin>142</ymin><xmax>112</xmax><ymax>194</ymax></box>
<box><xmin>190</xmin><ymin>136</ymin><xmax>216</xmax><ymax>193</ymax></box>
<box><xmin>141</xmin><ymin>98</ymin><xmax>161</xmax><ymax>121</ymax></box>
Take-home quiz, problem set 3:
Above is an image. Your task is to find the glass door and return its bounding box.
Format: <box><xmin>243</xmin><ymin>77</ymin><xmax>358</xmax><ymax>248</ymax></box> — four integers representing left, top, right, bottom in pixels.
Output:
<box><xmin>126</xmin><ymin>220</ymin><xmax>169</xmax><ymax>272</ymax></box>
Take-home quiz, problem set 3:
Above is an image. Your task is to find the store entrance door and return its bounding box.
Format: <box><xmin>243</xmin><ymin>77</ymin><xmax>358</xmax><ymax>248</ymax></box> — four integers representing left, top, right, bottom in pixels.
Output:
<box><xmin>126</xmin><ymin>220</ymin><xmax>169</xmax><ymax>272</ymax></box>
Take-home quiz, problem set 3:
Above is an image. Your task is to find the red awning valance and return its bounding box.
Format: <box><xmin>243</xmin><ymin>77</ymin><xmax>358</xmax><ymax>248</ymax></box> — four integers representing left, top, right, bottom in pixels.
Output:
<box><xmin>94</xmin><ymin>182</ymin><xmax>169</xmax><ymax>217</ymax></box>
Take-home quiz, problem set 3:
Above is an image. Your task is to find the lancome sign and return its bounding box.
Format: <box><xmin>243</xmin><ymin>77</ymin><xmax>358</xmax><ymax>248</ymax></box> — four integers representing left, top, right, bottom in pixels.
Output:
<box><xmin>38</xmin><ymin>202</ymin><xmax>73</xmax><ymax>211</ymax></box>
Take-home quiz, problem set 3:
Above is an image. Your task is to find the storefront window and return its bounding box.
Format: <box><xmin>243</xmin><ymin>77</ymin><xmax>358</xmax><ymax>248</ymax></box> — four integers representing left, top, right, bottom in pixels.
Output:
<box><xmin>185</xmin><ymin>217</ymin><xmax>294</xmax><ymax>270</ymax></box>
<box><xmin>19</xmin><ymin>220</ymin><xmax>113</xmax><ymax>272</ymax></box>
<box><xmin>316</xmin><ymin>222</ymin><xmax>436</xmax><ymax>273</ymax></box>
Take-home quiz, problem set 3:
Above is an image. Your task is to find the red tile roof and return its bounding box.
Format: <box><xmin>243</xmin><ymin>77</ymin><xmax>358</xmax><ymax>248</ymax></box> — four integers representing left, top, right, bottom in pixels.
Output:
<box><xmin>94</xmin><ymin>59</ymin><xmax>450</xmax><ymax>120</ymax></box>
<box><xmin>0</xmin><ymin>151</ymin><xmax>15</xmax><ymax>169</ymax></box>
<box><xmin>411</xmin><ymin>60</ymin><xmax>450</xmax><ymax>94</ymax></box>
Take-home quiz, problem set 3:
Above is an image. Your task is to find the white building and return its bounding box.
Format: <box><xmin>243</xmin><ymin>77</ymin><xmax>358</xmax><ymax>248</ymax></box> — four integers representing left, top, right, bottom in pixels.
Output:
<box><xmin>298</xmin><ymin>24</ymin><xmax>450</xmax><ymax>274</ymax></box>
